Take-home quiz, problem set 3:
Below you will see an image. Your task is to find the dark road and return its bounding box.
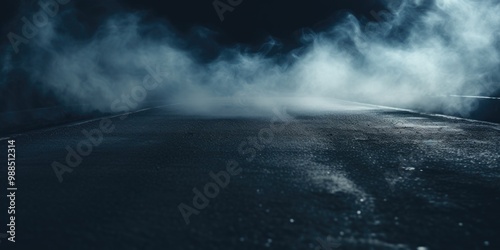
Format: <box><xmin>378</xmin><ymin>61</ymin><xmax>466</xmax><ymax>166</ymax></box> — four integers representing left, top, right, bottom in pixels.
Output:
<box><xmin>2</xmin><ymin>101</ymin><xmax>500</xmax><ymax>250</ymax></box>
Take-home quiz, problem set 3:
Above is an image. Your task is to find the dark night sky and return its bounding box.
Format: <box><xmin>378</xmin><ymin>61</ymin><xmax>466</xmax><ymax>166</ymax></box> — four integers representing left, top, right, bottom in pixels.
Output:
<box><xmin>116</xmin><ymin>0</ymin><xmax>384</xmax><ymax>43</ymax></box>
<box><xmin>1</xmin><ymin>0</ymin><xmax>386</xmax><ymax>48</ymax></box>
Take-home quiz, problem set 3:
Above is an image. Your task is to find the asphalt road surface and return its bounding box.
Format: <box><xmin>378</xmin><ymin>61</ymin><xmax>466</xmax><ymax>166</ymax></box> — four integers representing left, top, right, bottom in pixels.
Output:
<box><xmin>1</xmin><ymin>100</ymin><xmax>499</xmax><ymax>250</ymax></box>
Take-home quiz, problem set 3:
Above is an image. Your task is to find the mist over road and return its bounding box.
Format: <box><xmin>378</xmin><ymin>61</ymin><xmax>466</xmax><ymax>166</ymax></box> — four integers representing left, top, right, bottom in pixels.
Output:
<box><xmin>1</xmin><ymin>100</ymin><xmax>499</xmax><ymax>249</ymax></box>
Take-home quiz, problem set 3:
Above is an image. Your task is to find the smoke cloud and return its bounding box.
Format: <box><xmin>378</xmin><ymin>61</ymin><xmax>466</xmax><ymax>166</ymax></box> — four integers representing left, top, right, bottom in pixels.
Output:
<box><xmin>1</xmin><ymin>0</ymin><xmax>500</xmax><ymax>119</ymax></box>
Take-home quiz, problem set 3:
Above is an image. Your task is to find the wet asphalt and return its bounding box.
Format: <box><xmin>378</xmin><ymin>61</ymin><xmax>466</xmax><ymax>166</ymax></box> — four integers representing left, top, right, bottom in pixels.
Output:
<box><xmin>1</xmin><ymin>101</ymin><xmax>499</xmax><ymax>250</ymax></box>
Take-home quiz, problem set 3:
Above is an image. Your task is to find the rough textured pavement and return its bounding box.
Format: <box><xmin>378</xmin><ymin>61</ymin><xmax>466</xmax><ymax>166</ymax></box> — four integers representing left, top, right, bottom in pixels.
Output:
<box><xmin>1</xmin><ymin>101</ymin><xmax>500</xmax><ymax>249</ymax></box>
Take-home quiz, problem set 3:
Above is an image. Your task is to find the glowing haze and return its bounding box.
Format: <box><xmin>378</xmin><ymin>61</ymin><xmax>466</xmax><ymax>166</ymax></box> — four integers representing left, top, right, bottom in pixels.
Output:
<box><xmin>2</xmin><ymin>0</ymin><xmax>500</xmax><ymax>117</ymax></box>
